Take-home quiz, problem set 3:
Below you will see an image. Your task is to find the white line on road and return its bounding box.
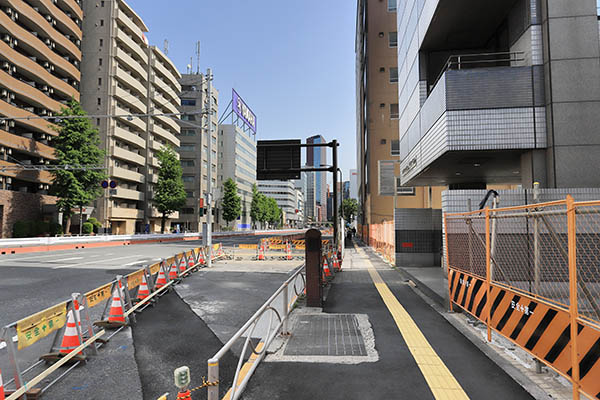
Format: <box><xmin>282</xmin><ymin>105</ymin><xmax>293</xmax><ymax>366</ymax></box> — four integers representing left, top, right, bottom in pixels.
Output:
<box><xmin>59</xmin><ymin>257</ymin><xmax>85</xmax><ymax>262</ymax></box>
<box><xmin>52</xmin><ymin>254</ymin><xmax>147</xmax><ymax>269</ymax></box>
<box><xmin>0</xmin><ymin>251</ymin><xmax>85</xmax><ymax>263</ymax></box>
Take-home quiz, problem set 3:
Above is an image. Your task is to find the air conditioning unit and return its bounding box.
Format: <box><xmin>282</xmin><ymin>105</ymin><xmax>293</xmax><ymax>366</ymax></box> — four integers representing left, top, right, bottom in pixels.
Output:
<box><xmin>6</xmin><ymin>177</ymin><xmax>12</xmax><ymax>184</ymax></box>
<box><xmin>1</xmin><ymin>89</ymin><xmax>8</xmax><ymax>97</ymax></box>
<box><xmin>48</xmin><ymin>88</ymin><xmax>53</xmax><ymax>94</ymax></box>
<box><xmin>76</xmin><ymin>39</ymin><xmax>81</xmax><ymax>46</ymax></box>
<box><xmin>8</xmin><ymin>120</ymin><xmax>15</xmax><ymax>127</ymax></box>
<box><xmin>2</xmin><ymin>34</ymin><xmax>11</xmax><ymax>43</ymax></box>
<box><xmin>45</xmin><ymin>14</ymin><xmax>52</xmax><ymax>22</ymax></box>
<box><xmin>43</xmin><ymin>61</ymin><xmax>50</xmax><ymax>68</ymax></box>
<box><xmin>44</xmin><ymin>38</ymin><xmax>51</xmax><ymax>45</ymax></box>
<box><xmin>4</xmin><ymin>7</ymin><xmax>12</xmax><ymax>15</ymax></box>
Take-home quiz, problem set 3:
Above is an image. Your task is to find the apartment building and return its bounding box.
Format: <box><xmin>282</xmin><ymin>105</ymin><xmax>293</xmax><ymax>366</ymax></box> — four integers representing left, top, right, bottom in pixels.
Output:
<box><xmin>217</xmin><ymin>123</ymin><xmax>256</xmax><ymax>230</ymax></box>
<box><xmin>356</xmin><ymin>0</ymin><xmax>445</xmax><ymax>266</ymax></box>
<box><xmin>258</xmin><ymin>180</ymin><xmax>304</xmax><ymax>228</ymax></box>
<box><xmin>81</xmin><ymin>0</ymin><xmax>181</xmax><ymax>234</ymax></box>
<box><xmin>306</xmin><ymin>135</ymin><xmax>327</xmax><ymax>222</ymax></box>
<box><xmin>172</xmin><ymin>73</ymin><xmax>219</xmax><ymax>232</ymax></box>
<box><xmin>0</xmin><ymin>0</ymin><xmax>83</xmax><ymax>237</ymax></box>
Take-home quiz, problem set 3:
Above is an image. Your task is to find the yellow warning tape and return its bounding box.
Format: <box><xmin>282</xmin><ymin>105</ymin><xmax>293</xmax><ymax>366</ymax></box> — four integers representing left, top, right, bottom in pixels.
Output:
<box><xmin>239</xmin><ymin>244</ymin><xmax>258</xmax><ymax>249</ymax></box>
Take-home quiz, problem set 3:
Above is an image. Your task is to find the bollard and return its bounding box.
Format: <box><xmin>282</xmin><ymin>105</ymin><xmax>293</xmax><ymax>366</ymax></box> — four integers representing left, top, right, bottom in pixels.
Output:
<box><xmin>305</xmin><ymin>229</ymin><xmax>323</xmax><ymax>307</ymax></box>
<box><xmin>207</xmin><ymin>358</ymin><xmax>219</xmax><ymax>400</ymax></box>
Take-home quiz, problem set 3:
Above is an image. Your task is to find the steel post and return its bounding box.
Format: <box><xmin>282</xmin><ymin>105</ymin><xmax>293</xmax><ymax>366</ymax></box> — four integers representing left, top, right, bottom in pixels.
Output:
<box><xmin>207</xmin><ymin>358</ymin><xmax>219</xmax><ymax>400</ymax></box>
<box><xmin>566</xmin><ymin>195</ymin><xmax>580</xmax><ymax>399</ymax></box>
<box><xmin>206</xmin><ymin>68</ymin><xmax>214</xmax><ymax>269</ymax></box>
<box><xmin>282</xmin><ymin>284</ymin><xmax>289</xmax><ymax>334</ymax></box>
<box><xmin>305</xmin><ymin>229</ymin><xmax>322</xmax><ymax>307</ymax></box>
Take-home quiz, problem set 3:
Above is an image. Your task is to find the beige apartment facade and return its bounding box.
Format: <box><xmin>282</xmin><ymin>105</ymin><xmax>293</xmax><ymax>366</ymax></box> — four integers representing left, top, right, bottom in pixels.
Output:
<box><xmin>81</xmin><ymin>0</ymin><xmax>181</xmax><ymax>234</ymax></box>
<box><xmin>0</xmin><ymin>0</ymin><xmax>83</xmax><ymax>237</ymax></box>
<box><xmin>356</xmin><ymin>0</ymin><xmax>445</xmax><ymax>266</ymax></box>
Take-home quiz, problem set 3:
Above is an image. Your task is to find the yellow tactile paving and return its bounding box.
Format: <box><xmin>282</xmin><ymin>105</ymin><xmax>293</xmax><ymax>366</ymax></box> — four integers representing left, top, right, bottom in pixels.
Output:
<box><xmin>357</xmin><ymin>246</ymin><xmax>470</xmax><ymax>400</ymax></box>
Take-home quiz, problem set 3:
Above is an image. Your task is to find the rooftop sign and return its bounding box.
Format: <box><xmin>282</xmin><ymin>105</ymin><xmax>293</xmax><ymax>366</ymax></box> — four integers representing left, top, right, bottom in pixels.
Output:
<box><xmin>232</xmin><ymin>89</ymin><xmax>256</xmax><ymax>133</ymax></box>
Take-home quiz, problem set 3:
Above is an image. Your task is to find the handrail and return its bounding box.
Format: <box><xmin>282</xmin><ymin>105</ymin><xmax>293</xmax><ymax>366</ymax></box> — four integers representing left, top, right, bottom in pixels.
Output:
<box><xmin>207</xmin><ymin>263</ymin><xmax>306</xmax><ymax>400</ymax></box>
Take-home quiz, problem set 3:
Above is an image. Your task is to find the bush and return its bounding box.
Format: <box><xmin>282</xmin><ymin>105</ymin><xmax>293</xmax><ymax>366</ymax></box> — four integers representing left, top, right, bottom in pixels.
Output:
<box><xmin>49</xmin><ymin>222</ymin><xmax>63</xmax><ymax>236</ymax></box>
<box><xmin>82</xmin><ymin>222</ymin><xmax>93</xmax><ymax>234</ymax></box>
<box><xmin>12</xmin><ymin>221</ymin><xmax>30</xmax><ymax>238</ymax></box>
<box><xmin>87</xmin><ymin>217</ymin><xmax>102</xmax><ymax>233</ymax></box>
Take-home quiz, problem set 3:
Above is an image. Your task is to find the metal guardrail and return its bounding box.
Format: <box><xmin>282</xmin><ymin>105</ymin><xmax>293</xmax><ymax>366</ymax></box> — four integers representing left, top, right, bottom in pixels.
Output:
<box><xmin>207</xmin><ymin>263</ymin><xmax>306</xmax><ymax>400</ymax></box>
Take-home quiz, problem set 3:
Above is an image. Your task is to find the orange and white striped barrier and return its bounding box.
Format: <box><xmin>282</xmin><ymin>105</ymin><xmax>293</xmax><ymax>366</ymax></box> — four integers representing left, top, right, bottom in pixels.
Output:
<box><xmin>107</xmin><ymin>287</ymin><xmax>126</xmax><ymax>325</ymax></box>
<box><xmin>285</xmin><ymin>241</ymin><xmax>292</xmax><ymax>260</ymax></box>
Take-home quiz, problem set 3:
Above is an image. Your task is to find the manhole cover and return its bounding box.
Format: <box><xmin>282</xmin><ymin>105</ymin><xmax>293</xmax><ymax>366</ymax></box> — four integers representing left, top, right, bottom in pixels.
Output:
<box><xmin>284</xmin><ymin>314</ymin><xmax>367</xmax><ymax>356</ymax></box>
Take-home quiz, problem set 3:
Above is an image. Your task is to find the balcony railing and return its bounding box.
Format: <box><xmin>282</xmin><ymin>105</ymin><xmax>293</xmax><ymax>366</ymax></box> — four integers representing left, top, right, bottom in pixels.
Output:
<box><xmin>432</xmin><ymin>51</ymin><xmax>525</xmax><ymax>94</ymax></box>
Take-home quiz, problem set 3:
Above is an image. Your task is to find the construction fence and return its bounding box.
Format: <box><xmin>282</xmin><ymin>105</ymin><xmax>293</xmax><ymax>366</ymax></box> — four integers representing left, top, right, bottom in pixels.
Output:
<box><xmin>0</xmin><ymin>244</ymin><xmax>228</xmax><ymax>400</ymax></box>
<box><xmin>360</xmin><ymin>221</ymin><xmax>395</xmax><ymax>264</ymax></box>
<box><xmin>445</xmin><ymin>195</ymin><xmax>600</xmax><ymax>400</ymax></box>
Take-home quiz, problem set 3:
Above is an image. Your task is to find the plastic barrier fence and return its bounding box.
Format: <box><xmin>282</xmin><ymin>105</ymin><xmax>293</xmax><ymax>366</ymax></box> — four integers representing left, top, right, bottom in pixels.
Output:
<box><xmin>445</xmin><ymin>196</ymin><xmax>600</xmax><ymax>399</ymax></box>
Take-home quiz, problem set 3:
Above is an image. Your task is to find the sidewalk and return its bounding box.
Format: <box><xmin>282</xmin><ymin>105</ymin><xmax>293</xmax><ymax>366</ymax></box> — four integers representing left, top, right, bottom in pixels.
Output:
<box><xmin>241</xmin><ymin>243</ymin><xmax>535</xmax><ymax>400</ymax></box>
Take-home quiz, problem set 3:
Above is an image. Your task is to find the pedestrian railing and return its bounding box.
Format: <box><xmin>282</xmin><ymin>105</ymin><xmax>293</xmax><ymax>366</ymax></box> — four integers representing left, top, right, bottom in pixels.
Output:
<box><xmin>445</xmin><ymin>195</ymin><xmax>600</xmax><ymax>399</ymax></box>
<box><xmin>207</xmin><ymin>264</ymin><xmax>306</xmax><ymax>400</ymax></box>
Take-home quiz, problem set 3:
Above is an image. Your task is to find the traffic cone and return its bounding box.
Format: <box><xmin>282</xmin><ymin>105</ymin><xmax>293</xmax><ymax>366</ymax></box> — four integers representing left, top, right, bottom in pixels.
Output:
<box><xmin>197</xmin><ymin>248</ymin><xmax>205</xmax><ymax>264</ymax></box>
<box><xmin>155</xmin><ymin>268</ymin><xmax>167</xmax><ymax>289</ymax></box>
<box><xmin>137</xmin><ymin>274</ymin><xmax>150</xmax><ymax>301</ymax></box>
<box><xmin>285</xmin><ymin>241</ymin><xmax>292</xmax><ymax>260</ymax></box>
<box><xmin>258</xmin><ymin>240</ymin><xmax>265</xmax><ymax>260</ymax></box>
<box><xmin>107</xmin><ymin>287</ymin><xmax>126</xmax><ymax>324</ymax></box>
<box><xmin>72</xmin><ymin>298</ymin><xmax>83</xmax><ymax>332</ymax></box>
<box><xmin>332</xmin><ymin>253</ymin><xmax>340</xmax><ymax>272</ymax></box>
<box><xmin>59</xmin><ymin>310</ymin><xmax>82</xmax><ymax>355</ymax></box>
<box><xmin>323</xmin><ymin>256</ymin><xmax>332</xmax><ymax>277</ymax></box>
<box><xmin>188</xmin><ymin>253</ymin><xmax>195</xmax><ymax>268</ymax></box>
<box><xmin>1</xmin><ymin>368</ymin><xmax>5</xmax><ymax>400</ymax></box>
<box><xmin>168</xmin><ymin>261</ymin><xmax>179</xmax><ymax>280</ymax></box>
<box><xmin>179</xmin><ymin>257</ymin><xmax>187</xmax><ymax>273</ymax></box>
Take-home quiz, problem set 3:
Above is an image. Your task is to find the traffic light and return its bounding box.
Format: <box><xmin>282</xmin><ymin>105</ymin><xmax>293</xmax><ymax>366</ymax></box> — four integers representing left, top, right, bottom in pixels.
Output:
<box><xmin>174</xmin><ymin>366</ymin><xmax>190</xmax><ymax>389</ymax></box>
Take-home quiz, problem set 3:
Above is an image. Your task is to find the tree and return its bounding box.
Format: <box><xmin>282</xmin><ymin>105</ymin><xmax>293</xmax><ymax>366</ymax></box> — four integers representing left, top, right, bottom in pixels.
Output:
<box><xmin>266</xmin><ymin>197</ymin><xmax>281</xmax><ymax>227</ymax></box>
<box><xmin>342</xmin><ymin>198</ymin><xmax>359</xmax><ymax>222</ymax></box>
<box><xmin>51</xmin><ymin>100</ymin><xmax>106</xmax><ymax>234</ymax></box>
<box><xmin>154</xmin><ymin>145</ymin><xmax>186</xmax><ymax>233</ymax></box>
<box><xmin>250</xmin><ymin>184</ymin><xmax>262</xmax><ymax>229</ymax></box>
<box><xmin>222</xmin><ymin>178</ymin><xmax>242</xmax><ymax>228</ymax></box>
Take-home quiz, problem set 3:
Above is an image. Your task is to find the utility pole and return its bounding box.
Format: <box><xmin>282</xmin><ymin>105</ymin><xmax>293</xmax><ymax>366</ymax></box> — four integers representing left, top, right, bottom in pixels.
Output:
<box><xmin>332</xmin><ymin>140</ymin><xmax>339</xmax><ymax>253</ymax></box>
<box><xmin>206</xmin><ymin>68</ymin><xmax>213</xmax><ymax>268</ymax></box>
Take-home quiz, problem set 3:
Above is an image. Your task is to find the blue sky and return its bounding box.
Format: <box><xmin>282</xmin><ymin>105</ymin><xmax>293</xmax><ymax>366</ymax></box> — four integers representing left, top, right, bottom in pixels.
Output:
<box><xmin>127</xmin><ymin>0</ymin><xmax>358</xmax><ymax>183</ymax></box>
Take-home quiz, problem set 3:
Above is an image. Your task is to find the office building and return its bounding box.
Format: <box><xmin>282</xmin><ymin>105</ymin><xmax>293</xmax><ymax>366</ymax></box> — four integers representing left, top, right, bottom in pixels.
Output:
<box><xmin>349</xmin><ymin>169</ymin><xmax>358</xmax><ymax>199</ymax></box>
<box><xmin>356</xmin><ymin>0</ymin><xmax>445</xmax><ymax>266</ymax></box>
<box><xmin>0</xmin><ymin>0</ymin><xmax>83</xmax><ymax>237</ymax></box>
<box><xmin>81</xmin><ymin>0</ymin><xmax>181</xmax><ymax>234</ymax></box>
<box><xmin>343</xmin><ymin>181</ymin><xmax>350</xmax><ymax>200</ymax></box>
<box><xmin>172</xmin><ymin>73</ymin><xmax>219</xmax><ymax>232</ymax></box>
<box><xmin>306</xmin><ymin>135</ymin><xmax>327</xmax><ymax>222</ymax></box>
<box><xmin>294</xmin><ymin>172</ymin><xmax>309</xmax><ymax>224</ymax></box>
<box><xmin>396</xmin><ymin>0</ymin><xmax>600</xmax><ymax>190</ymax></box>
<box><xmin>258</xmin><ymin>180</ymin><xmax>304</xmax><ymax>227</ymax></box>
<box><xmin>217</xmin><ymin>123</ymin><xmax>256</xmax><ymax>230</ymax></box>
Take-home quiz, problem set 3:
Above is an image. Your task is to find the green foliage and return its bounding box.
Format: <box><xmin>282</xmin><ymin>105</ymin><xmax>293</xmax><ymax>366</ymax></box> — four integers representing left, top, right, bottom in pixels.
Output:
<box><xmin>12</xmin><ymin>221</ymin><xmax>29</xmax><ymax>238</ymax></box>
<box><xmin>12</xmin><ymin>220</ymin><xmax>61</xmax><ymax>237</ymax></box>
<box><xmin>342</xmin><ymin>198</ymin><xmax>359</xmax><ymax>221</ymax></box>
<box><xmin>249</xmin><ymin>184</ymin><xmax>283</xmax><ymax>228</ymax></box>
<box><xmin>154</xmin><ymin>145</ymin><xmax>187</xmax><ymax>233</ymax></box>
<box><xmin>222</xmin><ymin>178</ymin><xmax>241</xmax><ymax>227</ymax></box>
<box><xmin>49</xmin><ymin>222</ymin><xmax>63</xmax><ymax>235</ymax></box>
<box><xmin>50</xmin><ymin>100</ymin><xmax>106</xmax><ymax>226</ymax></box>
<box><xmin>266</xmin><ymin>197</ymin><xmax>281</xmax><ymax>225</ymax></box>
<box><xmin>82</xmin><ymin>222</ymin><xmax>93</xmax><ymax>234</ymax></box>
<box><xmin>87</xmin><ymin>217</ymin><xmax>102</xmax><ymax>233</ymax></box>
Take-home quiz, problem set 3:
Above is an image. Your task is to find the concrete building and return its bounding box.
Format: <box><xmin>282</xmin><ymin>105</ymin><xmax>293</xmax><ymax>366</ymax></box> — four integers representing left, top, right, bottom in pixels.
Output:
<box><xmin>258</xmin><ymin>180</ymin><xmax>304</xmax><ymax>227</ymax></box>
<box><xmin>217</xmin><ymin>123</ymin><xmax>256</xmax><ymax>230</ymax></box>
<box><xmin>172</xmin><ymin>73</ymin><xmax>219</xmax><ymax>232</ymax></box>
<box><xmin>306</xmin><ymin>135</ymin><xmax>327</xmax><ymax>222</ymax></box>
<box><xmin>349</xmin><ymin>169</ymin><xmax>358</xmax><ymax>199</ymax></box>
<box><xmin>81</xmin><ymin>0</ymin><xmax>181</xmax><ymax>234</ymax></box>
<box><xmin>343</xmin><ymin>181</ymin><xmax>350</xmax><ymax>200</ymax></box>
<box><xmin>356</xmin><ymin>0</ymin><xmax>445</xmax><ymax>266</ymax></box>
<box><xmin>0</xmin><ymin>0</ymin><xmax>83</xmax><ymax>237</ymax></box>
<box><xmin>396</xmin><ymin>0</ymin><xmax>600</xmax><ymax>190</ymax></box>
<box><xmin>304</xmin><ymin>167</ymin><xmax>317</xmax><ymax>223</ymax></box>
<box><xmin>294</xmin><ymin>172</ymin><xmax>309</xmax><ymax>224</ymax></box>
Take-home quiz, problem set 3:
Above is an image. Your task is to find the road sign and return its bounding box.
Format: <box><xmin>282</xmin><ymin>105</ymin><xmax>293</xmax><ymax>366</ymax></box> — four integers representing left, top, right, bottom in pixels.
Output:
<box><xmin>257</xmin><ymin>140</ymin><xmax>301</xmax><ymax>180</ymax></box>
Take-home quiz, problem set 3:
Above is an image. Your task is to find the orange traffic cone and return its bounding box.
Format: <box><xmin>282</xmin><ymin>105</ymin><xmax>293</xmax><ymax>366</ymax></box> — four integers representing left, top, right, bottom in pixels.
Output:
<box><xmin>188</xmin><ymin>254</ymin><xmax>195</xmax><ymax>268</ymax></box>
<box><xmin>179</xmin><ymin>257</ymin><xmax>187</xmax><ymax>273</ymax></box>
<box><xmin>285</xmin><ymin>241</ymin><xmax>292</xmax><ymax>260</ymax></box>
<box><xmin>155</xmin><ymin>268</ymin><xmax>167</xmax><ymax>289</ymax></box>
<box><xmin>0</xmin><ymin>368</ymin><xmax>5</xmax><ymax>400</ymax></box>
<box><xmin>137</xmin><ymin>274</ymin><xmax>150</xmax><ymax>301</ymax></box>
<box><xmin>107</xmin><ymin>287</ymin><xmax>126</xmax><ymax>324</ymax></box>
<box><xmin>168</xmin><ymin>261</ymin><xmax>179</xmax><ymax>280</ymax></box>
<box><xmin>323</xmin><ymin>256</ymin><xmax>332</xmax><ymax>277</ymax></box>
<box><xmin>258</xmin><ymin>240</ymin><xmax>265</xmax><ymax>260</ymax></box>
<box><xmin>197</xmin><ymin>249</ymin><xmax>205</xmax><ymax>264</ymax></box>
<box><xmin>59</xmin><ymin>310</ymin><xmax>82</xmax><ymax>355</ymax></box>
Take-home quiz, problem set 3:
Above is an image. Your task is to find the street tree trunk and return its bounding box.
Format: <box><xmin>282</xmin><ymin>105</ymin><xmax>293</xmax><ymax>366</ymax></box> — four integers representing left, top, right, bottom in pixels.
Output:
<box><xmin>64</xmin><ymin>215</ymin><xmax>72</xmax><ymax>236</ymax></box>
<box><xmin>161</xmin><ymin>213</ymin><xmax>166</xmax><ymax>234</ymax></box>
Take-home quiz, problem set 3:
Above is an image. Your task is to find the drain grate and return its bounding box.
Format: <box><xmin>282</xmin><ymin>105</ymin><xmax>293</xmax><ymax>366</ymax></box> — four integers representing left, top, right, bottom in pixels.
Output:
<box><xmin>284</xmin><ymin>314</ymin><xmax>367</xmax><ymax>356</ymax></box>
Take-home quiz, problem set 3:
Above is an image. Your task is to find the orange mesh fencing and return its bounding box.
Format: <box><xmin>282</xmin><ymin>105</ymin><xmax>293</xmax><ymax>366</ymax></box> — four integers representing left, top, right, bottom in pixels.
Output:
<box><xmin>445</xmin><ymin>196</ymin><xmax>600</xmax><ymax>399</ymax></box>
<box><xmin>368</xmin><ymin>221</ymin><xmax>395</xmax><ymax>264</ymax></box>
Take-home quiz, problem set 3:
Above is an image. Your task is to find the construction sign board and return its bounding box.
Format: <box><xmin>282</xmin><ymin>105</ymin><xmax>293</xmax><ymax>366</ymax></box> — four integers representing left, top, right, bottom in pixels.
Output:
<box><xmin>86</xmin><ymin>282</ymin><xmax>113</xmax><ymax>308</ymax></box>
<box><xmin>127</xmin><ymin>269</ymin><xmax>145</xmax><ymax>290</ymax></box>
<box><xmin>150</xmin><ymin>262</ymin><xmax>161</xmax><ymax>275</ymax></box>
<box><xmin>16</xmin><ymin>303</ymin><xmax>66</xmax><ymax>350</ymax></box>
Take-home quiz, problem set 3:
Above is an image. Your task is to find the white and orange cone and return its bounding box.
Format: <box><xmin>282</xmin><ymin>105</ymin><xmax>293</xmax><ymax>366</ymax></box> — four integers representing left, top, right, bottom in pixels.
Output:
<box><xmin>0</xmin><ymin>367</ymin><xmax>5</xmax><ymax>400</ymax></box>
<box><xmin>137</xmin><ymin>274</ymin><xmax>150</xmax><ymax>301</ymax></box>
<box><xmin>179</xmin><ymin>257</ymin><xmax>187</xmax><ymax>273</ymax></box>
<box><xmin>188</xmin><ymin>254</ymin><xmax>195</xmax><ymax>268</ymax></box>
<box><xmin>198</xmin><ymin>249</ymin><xmax>205</xmax><ymax>264</ymax></box>
<box><xmin>323</xmin><ymin>256</ymin><xmax>332</xmax><ymax>277</ymax></box>
<box><xmin>258</xmin><ymin>240</ymin><xmax>265</xmax><ymax>260</ymax></box>
<box><xmin>168</xmin><ymin>262</ymin><xmax>179</xmax><ymax>280</ymax></box>
<box><xmin>107</xmin><ymin>287</ymin><xmax>126</xmax><ymax>324</ymax></box>
<box><xmin>59</xmin><ymin>310</ymin><xmax>82</xmax><ymax>355</ymax></box>
<box><xmin>155</xmin><ymin>268</ymin><xmax>167</xmax><ymax>289</ymax></box>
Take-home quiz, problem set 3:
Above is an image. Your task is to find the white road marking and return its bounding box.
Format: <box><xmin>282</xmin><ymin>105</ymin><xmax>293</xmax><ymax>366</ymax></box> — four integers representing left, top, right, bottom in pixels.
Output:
<box><xmin>52</xmin><ymin>254</ymin><xmax>146</xmax><ymax>269</ymax></box>
<box><xmin>59</xmin><ymin>257</ymin><xmax>85</xmax><ymax>262</ymax></box>
<box><xmin>0</xmin><ymin>251</ymin><xmax>85</xmax><ymax>263</ymax></box>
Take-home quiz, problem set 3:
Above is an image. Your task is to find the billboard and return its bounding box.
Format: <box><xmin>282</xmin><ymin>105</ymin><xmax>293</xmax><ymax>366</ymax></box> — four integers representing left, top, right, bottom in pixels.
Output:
<box><xmin>232</xmin><ymin>89</ymin><xmax>256</xmax><ymax>133</ymax></box>
<box><xmin>257</xmin><ymin>140</ymin><xmax>301</xmax><ymax>180</ymax></box>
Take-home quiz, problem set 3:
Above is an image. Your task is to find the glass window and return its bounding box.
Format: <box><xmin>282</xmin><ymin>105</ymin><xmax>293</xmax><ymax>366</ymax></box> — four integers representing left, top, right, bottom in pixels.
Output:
<box><xmin>179</xmin><ymin>144</ymin><xmax>195</xmax><ymax>152</ymax></box>
<box><xmin>387</xmin><ymin>0</ymin><xmax>397</xmax><ymax>12</ymax></box>
<box><xmin>181</xmin><ymin>159</ymin><xmax>195</xmax><ymax>167</ymax></box>
<box><xmin>389</xmin><ymin>32</ymin><xmax>397</xmax><ymax>47</ymax></box>
<box><xmin>390</xmin><ymin>67</ymin><xmax>398</xmax><ymax>83</ymax></box>
<box><xmin>390</xmin><ymin>103</ymin><xmax>399</xmax><ymax>119</ymax></box>
<box><xmin>181</xmin><ymin>99</ymin><xmax>196</xmax><ymax>106</ymax></box>
<box><xmin>186</xmin><ymin>191</ymin><xmax>194</xmax><ymax>198</ymax></box>
<box><xmin>391</xmin><ymin>140</ymin><xmax>400</xmax><ymax>156</ymax></box>
<box><xmin>181</xmin><ymin>129</ymin><xmax>196</xmax><ymax>136</ymax></box>
<box><xmin>182</xmin><ymin>175</ymin><xmax>194</xmax><ymax>182</ymax></box>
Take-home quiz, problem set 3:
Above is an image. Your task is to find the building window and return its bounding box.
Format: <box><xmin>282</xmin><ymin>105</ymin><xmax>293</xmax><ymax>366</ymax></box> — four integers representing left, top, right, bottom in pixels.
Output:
<box><xmin>182</xmin><ymin>175</ymin><xmax>194</xmax><ymax>182</ymax></box>
<box><xmin>387</xmin><ymin>0</ymin><xmax>397</xmax><ymax>12</ymax></box>
<box><xmin>97</xmin><ymin>98</ymin><xmax>101</xmax><ymax>105</ymax></box>
<box><xmin>396</xmin><ymin>178</ymin><xmax>415</xmax><ymax>196</ymax></box>
<box><xmin>96</xmin><ymin>118</ymin><xmax>100</xmax><ymax>126</ymax></box>
<box><xmin>100</xmin><ymin>19</ymin><xmax>104</xmax><ymax>26</ymax></box>
<box><xmin>180</xmin><ymin>144</ymin><xmax>195</xmax><ymax>152</ymax></box>
<box><xmin>379</xmin><ymin>103</ymin><xmax>385</xmax><ymax>108</ymax></box>
<box><xmin>380</xmin><ymin>139</ymin><xmax>387</xmax><ymax>145</ymax></box>
<box><xmin>99</xmin><ymin>38</ymin><xmax>103</xmax><ymax>46</ymax></box>
<box><xmin>181</xmin><ymin>208</ymin><xmax>194</xmax><ymax>214</ymax></box>
<box><xmin>389</xmin><ymin>32</ymin><xmax>397</xmax><ymax>47</ymax></box>
<box><xmin>181</xmin><ymin>99</ymin><xmax>196</xmax><ymax>106</ymax></box>
<box><xmin>186</xmin><ymin>191</ymin><xmax>194</xmax><ymax>198</ymax></box>
<box><xmin>98</xmin><ymin>58</ymin><xmax>103</xmax><ymax>66</ymax></box>
<box><xmin>181</xmin><ymin>114</ymin><xmax>196</xmax><ymax>121</ymax></box>
<box><xmin>390</xmin><ymin>103</ymin><xmax>399</xmax><ymax>119</ymax></box>
<box><xmin>389</xmin><ymin>67</ymin><xmax>398</xmax><ymax>83</ymax></box>
<box><xmin>181</xmin><ymin>129</ymin><xmax>195</xmax><ymax>136</ymax></box>
<box><xmin>101</xmin><ymin>1</ymin><xmax>105</xmax><ymax>6</ymax></box>
<box><xmin>181</xmin><ymin>159</ymin><xmax>195</xmax><ymax>167</ymax></box>
<box><xmin>391</xmin><ymin>140</ymin><xmax>400</xmax><ymax>156</ymax></box>
<box><xmin>379</xmin><ymin>67</ymin><xmax>385</xmax><ymax>72</ymax></box>
<box><xmin>98</xmin><ymin>77</ymin><xmax>102</xmax><ymax>86</ymax></box>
